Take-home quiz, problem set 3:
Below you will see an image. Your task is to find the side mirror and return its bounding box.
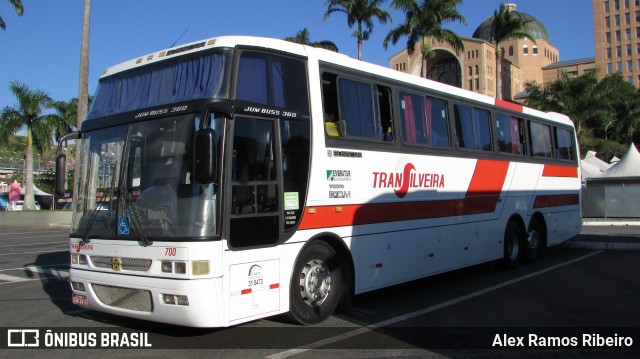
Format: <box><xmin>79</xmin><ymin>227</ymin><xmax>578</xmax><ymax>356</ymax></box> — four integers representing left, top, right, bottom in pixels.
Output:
<box><xmin>54</xmin><ymin>131</ymin><xmax>79</xmax><ymax>197</ymax></box>
<box><xmin>55</xmin><ymin>154</ymin><xmax>67</xmax><ymax>196</ymax></box>
<box><xmin>194</xmin><ymin>128</ymin><xmax>217</xmax><ymax>184</ymax></box>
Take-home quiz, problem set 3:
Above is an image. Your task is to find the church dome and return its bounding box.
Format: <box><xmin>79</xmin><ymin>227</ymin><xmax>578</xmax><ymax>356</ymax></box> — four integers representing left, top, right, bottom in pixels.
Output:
<box><xmin>472</xmin><ymin>4</ymin><xmax>552</xmax><ymax>44</ymax></box>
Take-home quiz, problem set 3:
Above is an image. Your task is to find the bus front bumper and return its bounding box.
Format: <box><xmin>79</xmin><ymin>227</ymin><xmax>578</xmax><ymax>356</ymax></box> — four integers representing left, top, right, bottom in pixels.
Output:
<box><xmin>70</xmin><ymin>268</ymin><xmax>225</xmax><ymax>327</ymax></box>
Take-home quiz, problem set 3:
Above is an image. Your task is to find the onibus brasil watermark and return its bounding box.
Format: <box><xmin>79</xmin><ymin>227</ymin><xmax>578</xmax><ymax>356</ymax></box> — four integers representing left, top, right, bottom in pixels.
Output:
<box><xmin>7</xmin><ymin>329</ymin><xmax>152</xmax><ymax>348</ymax></box>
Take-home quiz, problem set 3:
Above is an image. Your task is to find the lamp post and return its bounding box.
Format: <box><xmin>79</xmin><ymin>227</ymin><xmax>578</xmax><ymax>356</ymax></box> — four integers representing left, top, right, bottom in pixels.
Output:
<box><xmin>605</xmin><ymin>120</ymin><xmax>617</xmax><ymax>140</ymax></box>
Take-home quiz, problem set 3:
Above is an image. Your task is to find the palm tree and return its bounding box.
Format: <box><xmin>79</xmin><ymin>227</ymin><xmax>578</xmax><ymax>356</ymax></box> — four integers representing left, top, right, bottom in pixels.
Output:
<box><xmin>384</xmin><ymin>0</ymin><xmax>466</xmax><ymax>79</ymax></box>
<box><xmin>324</xmin><ymin>0</ymin><xmax>391</xmax><ymax>60</ymax></box>
<box><xmin>50</xmin><ymin>98</ymin><xmax>79</xmax><ymax>141</ymax></box>
<box><xmin>77</xmin><ymin>0</ymin><xmax>91</xmax><ymax>129</ymax></box>
<box><xmin>490</xmin><ymin>4</ymin><xmax>536</xmax><ymax>100</ymax></box>
<box><xmin>284</xmin><ymin>28</ymin><xmax>339</xmax><ymax>52</ymax></box>
<box><xmin>525</xmin><ymin>71</ymin><xmax>608</xmax><ymax>137</ymax></box>
<box><xmin>1</xmin><ymin>0</ymin><xmax>23</xmax><ymax>30</ymax></box>
<box><xmin>0</xmin><ymin>81</ymin><xmax>53</xmax><ymax>210</ymax></box>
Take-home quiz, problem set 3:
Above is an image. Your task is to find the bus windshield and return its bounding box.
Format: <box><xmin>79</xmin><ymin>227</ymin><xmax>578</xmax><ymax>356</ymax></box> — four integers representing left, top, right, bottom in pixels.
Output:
<box><xmin>72</xmin><ymin>114</ymin><xmax>224</xmax><ymax>241</ymax></box>
<box><xmin>87</xmin><ymin>51</ymin><xmax>230</xmax><ymax>120</ymax></box>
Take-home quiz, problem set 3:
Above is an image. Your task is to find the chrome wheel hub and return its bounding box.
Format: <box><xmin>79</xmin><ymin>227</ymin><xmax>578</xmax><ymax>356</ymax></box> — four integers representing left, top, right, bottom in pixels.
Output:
<box><xmin>299</xmin><ymin>259</ymin><xmax>331</xmax><ymax>307</ymax></box>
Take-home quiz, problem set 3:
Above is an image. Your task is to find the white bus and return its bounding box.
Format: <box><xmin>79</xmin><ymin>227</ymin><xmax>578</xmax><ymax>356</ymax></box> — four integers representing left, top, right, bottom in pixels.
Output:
<box><xmin>56</xmin><ymin>36</ymin><xmax>582</xmax><ymax>327</ymax></box>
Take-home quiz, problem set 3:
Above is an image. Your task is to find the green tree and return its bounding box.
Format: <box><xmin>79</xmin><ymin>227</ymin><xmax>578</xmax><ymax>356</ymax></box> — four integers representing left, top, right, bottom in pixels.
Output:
<box><xmin>525</xmin><ymin>71</ymin><xmax>606</xmax><ymax>137</ymax></box>
<box><xmin>0</xmin><ymin>81</ymin><xmax>53</xmax><ymax>210</ymax></box>
<box><xmin>490</xmin><ymin>4</ymin><xmax>536</xmax><ymax>99</ymax></box>
<box><xmin>1</xmin><ymin>0</ymin><xmax>23</xmax><ymax>30</ymax></box>
<box><xmin>598</xmin><ymin>73</ymin><xmax>640</xmax><ymax>144</ymax></box>
<box><xmin>50</xmin><ymin>98</ymin><xmax>80</xmax><ymax>141</ymax></box>
<box><xmin>525</xmin><ymin>71</ymin><xmax>640</xmax><ymax>159</ymax></box>
<box><xmin>384</xmin><ymin>0</ymin><xmax>466</xmax><ymax>79</ymax></box>
<box><xmin>284</xmin><ymin>28</ymin><xmax>339</xmax><ymax>52</ymax></box>
<box><xmin>324</xmin><ymin>0</ymin><xmax>391</xmax><ymax>60</ymax></box>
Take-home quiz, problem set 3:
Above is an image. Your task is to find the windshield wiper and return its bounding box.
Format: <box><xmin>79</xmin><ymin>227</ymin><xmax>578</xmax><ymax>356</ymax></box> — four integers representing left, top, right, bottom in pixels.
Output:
<box><xmin>81</xmin><ymin>178</ymin><xmax>117</xmax><ymax>244</ymax></box>
<box><xmin>117</xmin><ymin>135</ymin><xmax>153</xmax><ymax>247</ymax></box>
<box><xmin>118</xmin><ymin>187</ymin><xmax>153</xmax><ymax>247</ymax></box>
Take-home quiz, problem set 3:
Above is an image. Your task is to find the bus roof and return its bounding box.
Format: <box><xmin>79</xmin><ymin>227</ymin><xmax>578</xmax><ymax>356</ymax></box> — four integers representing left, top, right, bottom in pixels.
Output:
<box><xmin>100</xmin><ymin>35</ymin><xmax>574</xmax><ymax>128</ymax></box>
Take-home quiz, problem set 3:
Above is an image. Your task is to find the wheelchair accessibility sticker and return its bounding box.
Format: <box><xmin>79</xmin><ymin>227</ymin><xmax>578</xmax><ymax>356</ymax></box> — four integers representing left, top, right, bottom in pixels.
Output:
<box><xmin>118</xmin><ymin>216</ymin><xmax>130</xmax><ymax>235</ymax></box>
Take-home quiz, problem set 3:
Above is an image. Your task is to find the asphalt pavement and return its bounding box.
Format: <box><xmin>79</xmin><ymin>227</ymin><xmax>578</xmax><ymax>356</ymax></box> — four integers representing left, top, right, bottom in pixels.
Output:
<box><xmin>568</xmin><ymin>218</ymin><xmax>640</xmax><ymax>250</ymax></box>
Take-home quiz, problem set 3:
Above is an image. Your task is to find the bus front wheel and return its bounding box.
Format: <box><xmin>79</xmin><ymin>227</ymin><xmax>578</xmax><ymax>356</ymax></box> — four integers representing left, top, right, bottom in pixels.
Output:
<box><xmin>289</xmin><ymin>241</ymin><xmax>342</xmax><ymax>325</ymax></box>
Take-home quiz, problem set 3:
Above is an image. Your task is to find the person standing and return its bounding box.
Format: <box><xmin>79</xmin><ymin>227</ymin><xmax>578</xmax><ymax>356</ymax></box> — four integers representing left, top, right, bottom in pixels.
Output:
<box><xmin>8</xmin><ymin>180</ymin><xmax>21</xmax><ymax>211</ymax></box>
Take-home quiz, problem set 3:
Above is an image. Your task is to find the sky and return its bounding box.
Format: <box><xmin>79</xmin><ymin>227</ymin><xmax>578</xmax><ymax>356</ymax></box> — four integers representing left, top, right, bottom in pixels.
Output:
<box><xmin>1</xmin><ymin>0</ymin><xmax>594</xmax><ymax>113</ymax></box>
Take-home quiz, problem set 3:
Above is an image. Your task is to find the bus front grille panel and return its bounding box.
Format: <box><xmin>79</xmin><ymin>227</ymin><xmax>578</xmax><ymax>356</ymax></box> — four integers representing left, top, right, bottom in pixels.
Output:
<box><xmin>90</xmin><ymin>256</ymin><xmax>152</xmax><ymax>271</ymax></box>
<box><xmin>92</xmin><ymin>284</ymin><xmax>153</xmax><ymax>312</ymax></box>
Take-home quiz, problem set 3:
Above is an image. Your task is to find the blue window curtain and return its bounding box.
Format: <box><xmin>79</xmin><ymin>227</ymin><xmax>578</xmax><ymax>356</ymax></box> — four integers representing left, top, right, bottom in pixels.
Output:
<box><xmin>428</xmin><ymin>98</ymin><xmax>450</xmax><ymax>147</ymax></box>
<box><xmin>89</xmin><ymin>52</ymin><xmax>227</xmax><ymax>119</ymax></box>
<box><xmin>474</xmin><ymin>108</ymin><xmax>492</xmax><ymax>151</ymax></box>
<box><xmin>237</xmin><ymin>55</ymin><xmax>269</xmax><ymax>105</ymax></box>
<box><xmin>338</xmin><ymin>78</ymin><xmax>376</xmax><ymax>138</ymax></box>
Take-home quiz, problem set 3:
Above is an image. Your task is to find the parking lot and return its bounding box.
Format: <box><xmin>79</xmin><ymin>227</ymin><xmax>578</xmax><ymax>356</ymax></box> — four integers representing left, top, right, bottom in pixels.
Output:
<box><xmin>0</xmin><ymin>225</ymin><xmax>638</xmax><ymax>358</ymax></box>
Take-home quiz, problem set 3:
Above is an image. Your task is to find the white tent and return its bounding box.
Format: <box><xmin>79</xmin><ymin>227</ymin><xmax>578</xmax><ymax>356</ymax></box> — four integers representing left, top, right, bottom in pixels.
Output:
<box><xmin>20</xmin><ymin>185</ymin><xmax>52</xmax><ymax>197</ymax></box>
<box><xmin>580</xmin><ymin>159</ymin><xmax>603</xmax><ymax>179</ymax></box>
<box><xmin>600</xmin><ymin>143</ymin><xmax>640</xmax><ymax>178</ymax></box>
<box><xmin>583</xmin><ymin>150</ymin><xmax>612</xmax><ymax>171</ymax></box>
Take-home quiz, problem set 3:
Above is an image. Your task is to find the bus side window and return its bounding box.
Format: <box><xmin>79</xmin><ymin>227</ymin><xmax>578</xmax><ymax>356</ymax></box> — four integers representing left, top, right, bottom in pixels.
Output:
<box><xmin>337</xmin><ymin>77</ymin><xmax>378</xmax><ymax>139</ymax></box>
<box><xmin>322</xmin><ymin>72</ymin><xmax>341</xmax><ymax>137</ymax></box>
<box><xmin>496</xmin><ymin>114</ymin><xmax>525</xmax><ymax>155</ymax></box>
<box><xmin>426</xmin><ymin>97</ymin><xmax>449</xmax><ymax>147</ymax></box>
<box><xmin>400</xmin><ymin>92</ymin><xmax>424</xmax><ymax>144</ymax></box>
<box><xmin>529</xmin><ymin>121</ymin><xmax>553</xmax><ymax>158</ymax></box>
<box><xmin>454</xmin><ymin>105</ymin><xmax>492</xmax><ymax>151</ymax></box>
<box><xmin>237</xmin><ymin>51</ymin><xmax>310</xmax><ymax>115</ymax></box>
<box><xmin>554</xmin><ymin>127</ymin><xmax>576</xmax><ymax>161</ymax></box>
<box><xmin>377</xmin><ymin>85</ymin><xmax>394</xmax><ymax>141</ymax></box>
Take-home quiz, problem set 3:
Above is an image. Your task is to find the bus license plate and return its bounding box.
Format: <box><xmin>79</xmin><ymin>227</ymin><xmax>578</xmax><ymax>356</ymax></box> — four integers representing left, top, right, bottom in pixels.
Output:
<box><xmin>72</xmin><ymin>293</ymin><xmax>88</xmax><ymax>307</ymax></box>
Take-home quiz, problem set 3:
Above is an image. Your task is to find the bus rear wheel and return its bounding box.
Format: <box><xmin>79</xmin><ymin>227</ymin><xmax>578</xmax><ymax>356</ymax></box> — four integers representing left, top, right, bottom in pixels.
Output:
<box><xmin>289</xmin><ymin>241</ymin><xmax>342</xmax><ymax>325</ymax></box>
<box><xmin>501</xmin><ymin>220</ymin><xmax>524</xmax><ymax>270</ymax></box>
<box><xmin>524</xmin><ymin>220</ymin><xmax>546</xmax><ymax>263</ymax></box>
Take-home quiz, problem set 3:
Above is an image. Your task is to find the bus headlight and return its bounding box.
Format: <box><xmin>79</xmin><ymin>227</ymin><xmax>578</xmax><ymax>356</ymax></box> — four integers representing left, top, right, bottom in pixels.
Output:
<box><xmin>71</xmin><ymin>254</ymin><xmax>87</xmax><ymax>265</ymax></box>
<box><xmin>71</xmin><ymin>281</ymin><xmax>86</xmax><ymax>292</ymax></box>
<box><xmin>192</xmin><ymin>260</ymin><xmax>210</xmax><ymax>276</ymax></box>
<box><xmin>161</xmin><ymin>261</ymin><xmax>187</xmax><ymax>274</ymax></box>
<box><xmin>162</xmin><ymin>294</ymin><xmax>189</xmax><ymax>306</ymax></box>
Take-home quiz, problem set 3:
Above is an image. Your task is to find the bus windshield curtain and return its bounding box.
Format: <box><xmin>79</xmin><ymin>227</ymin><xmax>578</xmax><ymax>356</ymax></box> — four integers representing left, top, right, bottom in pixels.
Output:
<box><xmin>88</xmin><ymin>52</ymin><xmax>226</xmax><ymax>120</ymax></box>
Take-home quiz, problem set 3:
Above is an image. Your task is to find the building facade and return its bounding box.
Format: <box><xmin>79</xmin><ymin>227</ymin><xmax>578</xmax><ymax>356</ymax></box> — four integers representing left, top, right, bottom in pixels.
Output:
<box><xmin>389</xmin><ymin>4</ymin><xmax>560</xmax><ymax>101</ymax></box>
<box><xmin>593</xmin><ymin>0</ymin><xmax>640</xmax><ymax>86</ymax></box>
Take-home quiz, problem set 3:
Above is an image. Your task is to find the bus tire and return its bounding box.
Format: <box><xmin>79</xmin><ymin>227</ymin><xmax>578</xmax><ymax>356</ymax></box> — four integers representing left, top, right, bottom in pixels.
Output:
<box><xmin>524</xmin><ymin>220</ymin><xmax>546</xmax><ymax>263</ymax></box>
<box><xmin>501</xmin><ymin>220</ymin><xmax>524</xmax><ymax>270</ymax></box>
<box><xmin>289</xmin><ymin>241</ymin><xmax>342</xmax><ymax>325</ymax></box>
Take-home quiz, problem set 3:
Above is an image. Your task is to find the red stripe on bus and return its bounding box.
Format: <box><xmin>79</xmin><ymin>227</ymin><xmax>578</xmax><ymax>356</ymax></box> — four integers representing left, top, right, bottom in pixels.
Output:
<box><xmin>241</xmin><ymin>288</ymin><xmax>252</xmax><ymax>295</ymax></box>
<box><xmin>532</xmin><ymin>194</ymin><xmax>580</xmax><ymax>208</ymax></box>
<box><xmin>461</xmin><ymin>159</ymin><xmax>510</xmax><ymax>215</ymax></box>
<box><xmin>270</xmin><ymin>283</ymin><xmax>280</xmax><ymax>289</ymax></box>
<box><xmin>298</xmin><ymin>160</ymin><xmax>510</xmax><ymax>230</ymax></box>
<box><xmin>495</xmin><ymin>99</ymin><xmax>523</xmax><ymax>113</ymax></box>
<box><xmin>542</xmin><ymin>164</ymin><xmax>578</xmax><ymax>178</ymax></box>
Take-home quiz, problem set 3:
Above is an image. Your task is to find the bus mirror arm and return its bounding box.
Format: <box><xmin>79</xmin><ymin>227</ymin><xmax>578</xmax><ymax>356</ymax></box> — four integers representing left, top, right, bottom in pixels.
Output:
<box><xmin>194</xmin><ymin>128</ymin><xmax>217</xmax><ymax>184</ymax></box>
<box><xmin>55</xmin><ymin>132</ymin><xmax>79</xmax><ymax>197</ymax></box>
<box><xmin>209</xmin><ymin>101</ymin><xmax>233</xmax><ymax>118</ymax></box>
